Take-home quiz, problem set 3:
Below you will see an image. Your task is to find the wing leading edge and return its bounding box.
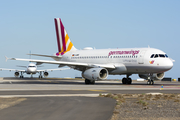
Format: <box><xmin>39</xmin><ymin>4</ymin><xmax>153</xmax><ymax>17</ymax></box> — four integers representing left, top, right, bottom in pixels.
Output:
<box><xmin>7</xmin><ymin>57</ymin><xmax>116</xmax><ymax>69</ymax></box>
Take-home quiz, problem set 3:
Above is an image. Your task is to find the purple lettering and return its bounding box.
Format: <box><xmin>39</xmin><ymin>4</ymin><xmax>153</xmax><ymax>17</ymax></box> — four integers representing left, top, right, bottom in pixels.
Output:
<box><xmin>108</xmin><ymin>50</ymin><xmax>140</xmax><ymax>56</ymax></box>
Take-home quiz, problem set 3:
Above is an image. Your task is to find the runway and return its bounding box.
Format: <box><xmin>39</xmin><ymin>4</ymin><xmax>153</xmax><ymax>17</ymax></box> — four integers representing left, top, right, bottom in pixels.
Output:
<box><xmin>0</xmin><ymin>77</ymin><xmax>180</xmax><ymax>120</ymax></box>
<box><xmin>0</xmin><ymin>77</ymin><xmax>180</xmax><ymax>94</ymax></box>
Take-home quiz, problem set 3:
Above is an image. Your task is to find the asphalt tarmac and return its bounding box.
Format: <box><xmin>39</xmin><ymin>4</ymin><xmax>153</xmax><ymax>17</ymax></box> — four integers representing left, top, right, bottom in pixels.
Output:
<box><xmin>0</xmin><ymin>97</ymin><xmax>115</xmax><ymax>120</ymax></box>
<box><xmin>0</xmin><ymin>77</ymin><xmax>180</xmax><ymax>120</ymax></box>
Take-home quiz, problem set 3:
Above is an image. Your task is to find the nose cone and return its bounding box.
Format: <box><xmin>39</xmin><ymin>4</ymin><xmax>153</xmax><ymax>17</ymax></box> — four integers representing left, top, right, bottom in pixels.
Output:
<box><xmin>164</xmin><ymin>59</ymin><xmax>173</xmax><ymax>71</ymax></box>
<box><xmin>27</xmin><ymin>68</ymin><xmax>37</xmax><ymax>73</ymax></box>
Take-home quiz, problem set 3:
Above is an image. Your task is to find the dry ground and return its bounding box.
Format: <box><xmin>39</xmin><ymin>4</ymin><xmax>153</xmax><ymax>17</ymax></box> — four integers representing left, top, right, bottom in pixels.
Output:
<box><xmin>100</xmin><ymin>93</ymin><xmax>180</xmax><ymax>120</ymax></box>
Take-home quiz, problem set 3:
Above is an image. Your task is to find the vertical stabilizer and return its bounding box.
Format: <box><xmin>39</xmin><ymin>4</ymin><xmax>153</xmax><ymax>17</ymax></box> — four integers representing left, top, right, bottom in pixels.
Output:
<box><xmin>54</xmin><ymin>18</ymin><xmax>77</xmax><ymax>56</ymax></box>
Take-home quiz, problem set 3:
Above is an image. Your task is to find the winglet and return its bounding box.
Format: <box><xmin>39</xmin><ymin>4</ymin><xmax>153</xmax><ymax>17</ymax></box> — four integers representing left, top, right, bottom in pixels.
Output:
<box><xmin>5</xmin><ymin>56</ymin><xmax>16</xmax><ymax>62</ymax></box>
<box><xmin>5</xmin><ymin>56</ymin><xmax>9</xmax><ymax>62</ymax></box>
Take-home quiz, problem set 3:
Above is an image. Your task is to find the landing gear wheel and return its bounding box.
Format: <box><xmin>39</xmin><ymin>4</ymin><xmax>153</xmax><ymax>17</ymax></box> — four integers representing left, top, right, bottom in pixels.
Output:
<box><xmin>85</xmin><ymin>79</ymin><xmax>95</xmax><ymax>84</ymax></box>
<box><xmin>85</xmin><ymin>79</ymin><xmax>90</xmax><ymax>84</ymax></box>
<box><xmin>20</xmin><ymin>75</ymin><xmax>24</xmax><ymax>78</ymax></box>
<box><xmin>147</xmin><ymin>80</ymin><xmax>152</xmax><ymax>85</ymax></box>
<box><xmin>122</xmin><ymin>78</ymin><xmax>126</xmax><ymax>84</ymax></box>
<box><xmin>122</xmin><ymin>78</ymin><xmax>132</xmax><ymax>84</ymax></box>
<box><xmin>39</xmin><ymin>75</ymin><xmax>43</xmax><ymax>79</ymax></box>
<box><xmin>151</xmin><ymin>80</ymin><xmax>154</xmax><ymax>85</ymax></box>
<box><xmin>91</xmin><ymin>80</ymin><xmax>95</xmax><ymax>84</ymax></box>
<box><xmin>127</xmin><ymin>78</ymin><xmax>132</xmax><ymax>84</ymax></box>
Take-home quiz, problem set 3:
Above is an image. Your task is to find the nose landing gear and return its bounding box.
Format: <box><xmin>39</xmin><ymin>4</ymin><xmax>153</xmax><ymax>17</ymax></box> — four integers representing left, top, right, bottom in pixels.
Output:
<box><xmin>147</xmin><ymin>79</ymin><xmax>154</xmax><ymax>85</ymax></box>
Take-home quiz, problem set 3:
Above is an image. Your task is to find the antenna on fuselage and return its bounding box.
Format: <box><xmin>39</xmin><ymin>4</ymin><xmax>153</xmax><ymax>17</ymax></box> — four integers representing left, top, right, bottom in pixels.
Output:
<box><xmin>148</xmin><ymin>45</ymin><xmax>150</xmax><ymax>48</ymax></box>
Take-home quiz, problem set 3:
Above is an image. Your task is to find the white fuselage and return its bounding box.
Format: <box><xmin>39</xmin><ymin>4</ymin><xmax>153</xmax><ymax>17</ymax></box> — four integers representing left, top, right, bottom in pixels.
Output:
<box><xmin>26</xmin><ymin>63</ymin><xmax>37</xmax><ymax>74</ymax></box>
<box><xmin>60</xmin><ymin>48</ymin><xmax>173</xmax><ymax>75</ymax></box>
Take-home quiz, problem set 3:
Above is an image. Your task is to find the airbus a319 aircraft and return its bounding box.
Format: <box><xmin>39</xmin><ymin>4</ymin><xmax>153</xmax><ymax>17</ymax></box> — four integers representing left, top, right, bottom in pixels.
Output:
<box><xmin>0</xmin><ymin>62</ymin><xmax>69</xmax><ymax>78</ymax></box>
<box><xmin>7</xmin><ymin>18</ymin><xmax>174</xmax><ymax>84</ymax></box>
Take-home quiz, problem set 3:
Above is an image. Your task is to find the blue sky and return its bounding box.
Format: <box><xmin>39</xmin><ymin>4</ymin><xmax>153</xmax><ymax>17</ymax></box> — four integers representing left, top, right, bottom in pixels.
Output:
<box><xmin>0</xmin><ymin>0</ymin><xmax>179</xmax><ymax>79</ymax></box>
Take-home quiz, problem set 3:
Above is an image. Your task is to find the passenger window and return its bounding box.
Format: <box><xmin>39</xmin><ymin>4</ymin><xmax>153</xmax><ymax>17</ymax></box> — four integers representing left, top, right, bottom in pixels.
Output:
<box><xmin>150</xmin><ymin>54</ymin><xmax>154</xmax><ymax>58</ymax></box>
<box><xmin>154</xmin><ymin>54</ymin><xmax>159</xmax><ymax>58</ymax></box>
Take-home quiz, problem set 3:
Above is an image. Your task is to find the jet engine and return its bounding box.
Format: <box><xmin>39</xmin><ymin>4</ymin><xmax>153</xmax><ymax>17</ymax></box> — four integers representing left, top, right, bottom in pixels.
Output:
<box><xmin>14</xmin><ymin>72</ymin><xmax>19</xmax><ymax>77</ymax></box>
<box><xmin>82</xmin><ymin>68</ymin><xmax>108</xmax><ymax>81</ymax></box>
<box><xmin>43</xmin><ymin>71</ymin><xmax>49</xmax><ymax>77</ymax></box>
<box><xmin>139</xmin><ymin>73</ymin><xmax>165</xmax><ymax>80</ymax></box>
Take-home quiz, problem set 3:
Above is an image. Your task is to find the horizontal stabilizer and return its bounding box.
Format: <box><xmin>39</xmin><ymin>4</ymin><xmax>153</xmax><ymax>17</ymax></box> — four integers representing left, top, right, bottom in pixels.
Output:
<box><xmin>27</xmin><ymin>54</ymin><xmax>62</xmax><ymax>58</ymax></box>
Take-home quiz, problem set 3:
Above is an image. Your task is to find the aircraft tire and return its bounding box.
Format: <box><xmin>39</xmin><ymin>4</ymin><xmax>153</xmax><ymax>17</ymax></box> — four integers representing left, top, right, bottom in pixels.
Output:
<box><xmin>90</xmin><ymin>80</ymin><xmax>95</xmax><ymax>84</ymax></box>
<box><xmin>151</xmin><ymin>80</ymin><xmax>154</xmax><ymax>85</ymax></box>
<box><xmin>127</xmin><ymin>78</ymin><xmax>132</xmax><ymax>84</ymax></box>
<box><xmin>85</xmin><ymin>79</ymin><xmax>95</xmax><ymax>84</ymax></box>
<box><xmin>85</xmin><ymin>79</ymin><xmax>90</xmax><ymax>84</ymax></box>
<box><xmin>39</xmin><ymin>76</ymin><xmax>43</xmax><ymax>79</ymax></box>
<box><xmin>122</xmin><ymin>78</ymin><xmax>126</xmax><ymax>84</ymax></box>
<box><xmin>147</xmin><ymin>80</ymin><xmax>151</xmax><ymax>85</ymax></box>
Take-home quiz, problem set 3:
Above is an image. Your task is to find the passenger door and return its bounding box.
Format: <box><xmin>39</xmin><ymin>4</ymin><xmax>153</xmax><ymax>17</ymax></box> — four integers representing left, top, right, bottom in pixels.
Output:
<box><xmin>138</xmin><ymin>50</ymin><xmax>146</xmax><ymax>64</ymax></box>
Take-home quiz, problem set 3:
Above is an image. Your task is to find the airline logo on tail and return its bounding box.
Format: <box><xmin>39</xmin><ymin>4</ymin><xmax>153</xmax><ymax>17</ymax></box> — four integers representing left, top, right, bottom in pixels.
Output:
<box><xmin>54</xmin><ymin>18</ymin><xmax>76</xmax><ymax>56</ymax></box>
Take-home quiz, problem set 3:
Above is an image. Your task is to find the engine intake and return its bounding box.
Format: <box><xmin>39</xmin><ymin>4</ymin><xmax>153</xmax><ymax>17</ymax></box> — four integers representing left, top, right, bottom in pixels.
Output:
<box><xmin>14</xmin><ymin>72</ymin><xmax>19</xmax><ymax>77</ymax></box>
<box><xmin>82</xmin><ymin>68</ymin><xmax>108</xmax><ymax>81</ymax></box>
<box><xmin>139</xmin><ymin>73</ymin><xmax>164</xmax><ymax>80</ymax></box>
<box><xmin>43</xmin><ymin>72</ymin><xmax>49</xmax><ymax>77</ymax></box>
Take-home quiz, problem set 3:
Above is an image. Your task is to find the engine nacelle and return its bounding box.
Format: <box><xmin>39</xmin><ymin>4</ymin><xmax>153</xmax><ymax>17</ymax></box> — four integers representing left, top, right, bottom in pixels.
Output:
<box><xmin>14</xmin><ymin>72</ymin><xmax>19</xmax><ymax>77</ymax></box>
<box><xmin>82</xmin><ymin>68</ymin><xmax>108</xmax><ymax>81</ymax></box>
<box><xmin>139</xmin><ymin>73</ymin><xmax>165</xmax><ymax>80</ymax></box>
<box><xmin>43</xmin><ymin>72</ymin><xmax>49</xmax><ymax>77</ymax></box>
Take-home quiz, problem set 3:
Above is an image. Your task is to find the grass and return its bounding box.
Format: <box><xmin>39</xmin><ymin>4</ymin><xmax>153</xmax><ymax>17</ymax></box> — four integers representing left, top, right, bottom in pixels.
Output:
<box><xmin>136</xmin><ymin>99</ymin><xmax>148</xmax><ymax>106</ymax></box>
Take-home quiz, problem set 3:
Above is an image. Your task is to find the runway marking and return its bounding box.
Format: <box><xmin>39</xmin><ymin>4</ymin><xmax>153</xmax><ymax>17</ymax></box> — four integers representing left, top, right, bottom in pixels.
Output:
<box><xmin>0</xmin><ymin>88</ymin><xmax>180</xmax><ymax>91</ymax></box>
<box><xmin>88</xmin><ymin>90</ymin><xmax>106</xmax><ymax>92</ymax></box>
<box><xmin>0</xmin><ymin>94</ymin><xmax>102</xmax><ymax>98</ymax></box>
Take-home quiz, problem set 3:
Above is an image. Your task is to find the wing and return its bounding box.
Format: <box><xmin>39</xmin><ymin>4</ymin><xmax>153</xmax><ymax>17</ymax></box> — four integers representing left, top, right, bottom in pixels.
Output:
<box><xmin>37</xmin><ymin>68</ymin><xmax>70</xmax><ymax>72</ymax></box>
<box><xmin>0</xmin><ymin>68</ymin><xmax>25</xmax><ymax>72</ymax></box>
<box><xmin>7</xmin><ymin>57</ymin><xmax>115</xmax><ymax>70</ymax></box>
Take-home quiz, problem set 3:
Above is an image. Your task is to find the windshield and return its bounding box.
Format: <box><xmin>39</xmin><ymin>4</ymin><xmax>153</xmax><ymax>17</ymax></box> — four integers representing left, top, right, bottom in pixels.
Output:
<box><xmin>150</xmin><ymin>54</ymin><xmax>168</xmax><ymax>58</ymax></box>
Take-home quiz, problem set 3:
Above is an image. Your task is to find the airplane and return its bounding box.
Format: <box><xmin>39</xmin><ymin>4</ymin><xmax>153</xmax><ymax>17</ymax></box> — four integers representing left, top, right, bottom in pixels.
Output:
<box><xmin>6</xmin><ymin>18</ymin><xmax>174</xmax><ymax>85</ymax></box>
<box><xmin>0</xmin><ymin>62</ymin><xmax>70</xmax><ymax>78</ymax></box>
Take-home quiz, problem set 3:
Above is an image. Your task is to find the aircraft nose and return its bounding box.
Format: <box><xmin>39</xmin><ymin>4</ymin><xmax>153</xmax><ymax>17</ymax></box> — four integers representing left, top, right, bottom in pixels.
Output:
<box><xmin>164</xmin><ymin>59</ymin><xmax>173</xmax><ymax>70</ymax></box>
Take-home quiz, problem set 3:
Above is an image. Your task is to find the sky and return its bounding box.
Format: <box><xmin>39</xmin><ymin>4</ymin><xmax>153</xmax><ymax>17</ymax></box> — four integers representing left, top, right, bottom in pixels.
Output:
<box><xmin>0</xmin><ymin>0</ymin><xmax>180</xmax><ymax>79</ymax></box>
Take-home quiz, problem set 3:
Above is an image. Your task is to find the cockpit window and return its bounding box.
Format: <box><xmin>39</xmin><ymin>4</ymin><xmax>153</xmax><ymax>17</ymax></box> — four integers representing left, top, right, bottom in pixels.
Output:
<box><xmin>159</xmin><ymin>54</ymin><xmax>165</xmax><ymax>58</ymax></box>
<box><xmin>150</xmin><ymin>54</ymin><xmax>168</xmax><ymax>58</ymax></box>
<box><xmin>154</xmin><ymin>54</ymin><xmax>159</xmax><ymax>58</ymax></box>
<box><xmin>150</xmin><ymin>54</ymin><xmax>154</xmax><ymax>58</ymax></box>
<box><xmin>28</xmin><ymin>66</ymin><xmax>36</xmax><ymax>67</ymax></box>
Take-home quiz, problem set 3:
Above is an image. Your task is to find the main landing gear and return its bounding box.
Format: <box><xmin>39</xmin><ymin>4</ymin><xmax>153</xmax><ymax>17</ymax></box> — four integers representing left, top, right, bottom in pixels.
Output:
<box><xmin>20</xmin><ymin>75</ymin><xmax>24</xmax><ymax>78</ymax></box>
<box><xmin>146</xmin><ymin>74</ymin><xmax>155</xmax><ymax>85</ymax></box>
<box><xmin>122</xmin><ymin>77</ymin><xmax>132</xmax><ymax>84</ymax></box>
<box><xmin>85</xmin><ymin>79</ymin><xmax>95</xmax><ymax>84</ymax></box>
<box><xmin>39</xmin><ymin>72</ymin><xmax>43</xmax><ymax>79</ymax></box>
<box><xmin>20</xmin><ymin>72</ymin><xmax>24</xmax><ymax>78</ymax></box>
<box><xmin>39</xmin><ymin>75</ymin><xmax>43</xmax><ymax>79</ymax></box>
